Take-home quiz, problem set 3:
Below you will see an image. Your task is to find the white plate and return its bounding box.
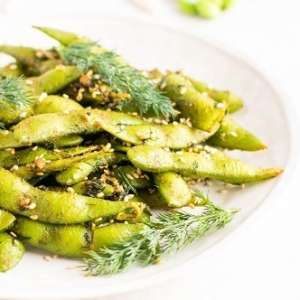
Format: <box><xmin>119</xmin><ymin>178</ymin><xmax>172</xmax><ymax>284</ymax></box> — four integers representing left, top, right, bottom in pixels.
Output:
<box><xmin>0</xmin><ymin>13</ymin><xmax>298</xmax><ymax>300</ymax></box>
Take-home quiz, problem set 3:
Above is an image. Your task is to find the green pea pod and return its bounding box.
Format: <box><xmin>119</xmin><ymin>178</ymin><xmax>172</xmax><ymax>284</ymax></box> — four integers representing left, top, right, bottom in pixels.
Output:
<box><xmin>0</xmin><ymin>232</ymin><xmax>25</xmax><ymax>272</ymax></box>
<box><xmin>162</xmin><ymin>73</ymin><xmax>225</xmax><ymax>132</ymax></box>
<box><xmin>34</xmin><ymin>95</ymin><xmax>83</xmax><ymax>114</ymax></box>
<box><xmin>153</xmin><ymin>171</ymin><xmax>196</xmax><ymax>208</ymax></box>
<box><xmin>12</xmin><ymin>216</ymin><xmax>91</xmax><ymax>257</ymax></box>
<box><xmin>0</xmin><ymin>209</ymin><xmax>16</xmax><ymax>232</ymax></box>
<box><xmin>0</xmin><ymin>167</ymin><xmax>145</xmax><ymax>224</ymax></box>
<box><xmin>206</xmin><ymin>116</ymin><xmax>267</xmax><ymax>151</ymax></box>
<box><xmin>187</xmin><ymin>76</ymin><xmax>243</xmax><ymax>113</ymax></box>
<box><xmin>127</xmin><ymin>145</ymin><xmax>283</xmax><ymax>185</ymax></box>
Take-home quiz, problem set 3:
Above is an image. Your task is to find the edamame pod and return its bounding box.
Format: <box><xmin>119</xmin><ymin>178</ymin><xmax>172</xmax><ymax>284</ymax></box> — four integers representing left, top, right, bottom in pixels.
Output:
<box><xmin>127</xmin><ymin>145</ymin><xmax>283</xmax><ymax>185</ymax></box>
<box><xmin>13</xmin><ymin>108</ymin><xmax>143</xmax><ymax>144</ymax></box>
<box><xmin>33</xmin><ymin>25</ymin><xmax>92</xmax><ymax>46</ymax></box>
<box><xmin>0</xmin><ymin>130</ymin><xmax>31</xmax><ymax>149</ymax></box>
<box><xmin>0</xmin><ymin>209</ymin><xmax>16</xmax><ymax>232</ymax></box>
<box><xmin>0</xmin><ymin>62</ymin><xmax>25</xmax><ymax>78</ymax></box>
<box><xmin>206</xmin><ymin>116</ymin><xmax>267</xmax><ymax>151</ymax></box>
<box><xmin>162</xmin><ymin>73</ymin><xmax>225</xmax><ymax>132</ymax></box>
<box><xmin>104</xmin><ymin>122</ymin><xmax>213</xmax><ymax>150</ymax></box>
<box><xmin>0</xmin><ymin>167</ymin><xmax>146</xmax><ymax>224</ymax></box>
<box><xmin>55</xmin><ymin>152</ymin><xmax>125</xmax><ymax>185</ymax></box>
<box><xmin>0</xmin><ymin>232</ymin><xmax>25</xmax><ymax>272</ymax></box>
<box><xmin>34</xmin><ymin>95</ymin><xmax>83</xmax><ymax>114</ymax></box>
<box><xmin>28</xmin><ymin>65</ymin><xmax>81</xmax><ymax>95</ymax></box>
<box><xmin>12</xmin><ymin>216</ymin><xmax>91</xmax><ymax>257</ymax></box>
<box><xmin>187</xmin><ymin>76</ymin><xmax>243</xmax><ymax>113</ymax></box>
<box><xmin>153</xmin><ymin>171</ymin><xmax>196</xmax><ymax>208</ymax></box>
<box><xmin>91</xmin><ymin>223</ymin><xmax>144</xmax><ymax>249</ymax></box>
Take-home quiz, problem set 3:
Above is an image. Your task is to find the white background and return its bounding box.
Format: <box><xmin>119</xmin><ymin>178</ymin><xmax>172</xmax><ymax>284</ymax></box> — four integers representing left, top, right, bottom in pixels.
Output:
<box><xmin>1</xmin><ymin>1</ymin><xmax>300</xmax><ymax>299</ymax></box>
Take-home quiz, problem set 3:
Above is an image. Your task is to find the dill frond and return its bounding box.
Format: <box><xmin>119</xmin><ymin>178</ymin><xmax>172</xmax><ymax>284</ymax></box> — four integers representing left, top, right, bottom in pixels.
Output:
<box><xmin>58</xmin><ymin>43</ymin><xmax>175</xmax><ymax>118</ymax></box>
<box><xmin>81</xmin><ymin>193</ymin><xmax>238</xmax><ymax>276</ymax></box>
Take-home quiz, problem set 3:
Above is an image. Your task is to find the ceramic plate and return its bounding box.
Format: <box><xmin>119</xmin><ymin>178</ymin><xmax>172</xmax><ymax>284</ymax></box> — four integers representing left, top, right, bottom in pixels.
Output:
<box><xmin>0</xmin><ymin>13</ymin><xmax>298</xmax><ymax>300</ymax></box>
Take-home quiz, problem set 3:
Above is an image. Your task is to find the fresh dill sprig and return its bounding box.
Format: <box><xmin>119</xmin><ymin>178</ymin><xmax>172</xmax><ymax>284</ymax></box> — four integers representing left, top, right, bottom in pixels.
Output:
<box><xmin>0</xmin><ymin>75</ymin><xmax>34</xmax><ymax>128</ymax></box>
<box><xmin>81</xmin><ymin>191</ymin><xmax>239</xmax><ymax>276</ymax></box>
<box><xmin>58</xmin><ymin>43</ymin><xmax>175</xmax><ymax>117</ymax></box>
<box><xmin>0</xmin><ymin>75</ymin><xmax>33</xmax><ymax>109</ymax></box>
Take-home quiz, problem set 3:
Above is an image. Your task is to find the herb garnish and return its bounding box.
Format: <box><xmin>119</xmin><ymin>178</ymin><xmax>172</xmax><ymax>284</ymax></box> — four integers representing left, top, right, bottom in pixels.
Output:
<box><xmin>82</xmin><ymin>191</ymin><xmax>238</xmax><ymax>276</ymax></box>
<box><xmin>0</xmin><ymin>75</ymin><xmax>33</xmax><ymax>128</ymax></box>
<box><xmin>58</xmin><ymin>43</ymin><xmax>175</xmax><ymax>117</ymax></box>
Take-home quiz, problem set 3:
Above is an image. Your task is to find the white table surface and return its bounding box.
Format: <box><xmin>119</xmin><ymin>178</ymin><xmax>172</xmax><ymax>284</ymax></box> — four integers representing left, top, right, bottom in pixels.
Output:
<box><xmin>1</xmin><ymin>1</ymin><xmax>300</xmax><ymax>299</ymax></box>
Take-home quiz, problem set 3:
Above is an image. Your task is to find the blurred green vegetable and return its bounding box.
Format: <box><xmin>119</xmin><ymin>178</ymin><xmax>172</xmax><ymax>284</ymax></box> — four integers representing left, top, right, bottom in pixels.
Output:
<box><xmin>177</xmin><ymin>0</ymin><xmax>235</xmax><ymax>19</ymax></box>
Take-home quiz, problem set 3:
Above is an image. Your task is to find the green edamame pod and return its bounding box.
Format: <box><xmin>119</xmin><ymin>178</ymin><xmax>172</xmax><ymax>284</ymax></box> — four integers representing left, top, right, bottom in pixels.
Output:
<box><xmin>55</xmin><ymin>152</ymin><xmax>125</xmax><ymax>186</ymax></box>
<box><xmin>112</xmin><ymin>165</ymin><xmax>153</xmax><ymax>189</ymax></box>
<box><xmin>153</xmin><ymin>171</ymin><xmax>196</xmax><ymax>208</ymax></box>
<box><xmin>0</xmin><ymin>62</ymin><xmax>25</xmax><ymax>78</ymax></box>
<box><xmin>71</xmin><ymin>181</ymin><xmax>115</xmax><ymax>197</ymax></box>
<box><xmin>45</xmin><ymin>135</ymin><xmax>84</xmax><ymax>148</ymax></box>
<box><xmin>187</xmin><ymin>76</ymin><xmax>243</xmax><ymax>113</ymax></box>
<box><xmin>105</xmin><ymin>121</ymin><xmax>213</xmax><ymax>150</ymax></box>
<box><xmin>12</xmin><ymin>216</ymin><xmax>91</xmax><ymax>257</ymax></box>
<box><xmin>162</xmin><ymin>73</ymin><xmax>225</xmax><ymax>132</ymax></box>
<box><xmin>28</xmin><ymin>66</ymin><xmax>81</xmax><ymax>95</ymax></box>
<box><xmin>0</xmin><ymin>209</ymin><xmax>16</xmax><ymax>232</ymax></box>
<box><xmin>0</xmin><ymin>130</ymin><xmax>31</xmax><ymax>149</ymax></box>
<box><xmin>13</xmin><ymin>108</ymin><xmax>144</xmax><ymax>144</ymax></box>
<box><xmin>0</xmin><ymin>232</ymin><xmax>25</xmax><ymax>272</ymax></box>
<box><xmin>34</xmin><ymin>95</ymin><xmax>83</xmax><ymax>114</ymax></box>
<box><xmin>127</xmin><ymin>145</ymin><xmax>283</xmax><ymax>185</ymax></box>
<box><xmin>0</xmin><ymin>167</ymin><xmax>145</xmax><ymax>224</ymax></box>
<box><xmin>91</xmin><ymin>223</ymin><xmax>144</xmax><ymax>250</ymax></box>
<box><xmin>0</xmin><ymin>45</ymin><xmax>37</xmax><ymax>66</ymax></box>
<box><xmin>206</xmin><ymin>116</ymin><xmax>267</xmax><ymax>151</ymax></box>
<box><xmin>33</xmin><ymin>25</ymin><xmax>92</xmax><ymax>46</ymax></box>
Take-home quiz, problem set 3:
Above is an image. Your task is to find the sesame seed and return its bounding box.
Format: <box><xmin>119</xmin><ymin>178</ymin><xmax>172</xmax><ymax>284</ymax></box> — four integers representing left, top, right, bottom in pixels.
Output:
<box><xmin>10</xmin><ymin>165</ymin><xmax>19</xmax><ymax>172</ymax></box>
<box><xmin>9</xmin><ymin>64</ymin><xmax>17</xmax><ymax>70</ymax></box>
<box><xmin>39</xmin><ymin>92</ymin><xmax>48</xmax><ymax>102</ymax></box>
<box><xmin>10</xmin><ymin>231</ymin><xmax>17</xmax><ymax>237</ymax></box>
<box><xmin>32</xmin><ymin>145</ymin><xmax>38</xmax><ymax>151</ymax></box>
<box><xmin>216</xmin><ymin>102</ymin><xmax>226</xmax><ymax>108</ymax></box>
<box><xmin>19</xmin><ymin>111</ymin><xmax>27</xmax><ymax>118</ymax></box>
<box><xmin>30</xmin><ymin>215</ymin><xmax>38</xmax><ymax>220</ymax></box>
<box><xmin>67</xmin><ymin>187</ymin><xmax>75</xmax><ymax>193</ymax></box>
<box><xmin>44</xmin><ymin>255</ymin><xmax>51</xmax><ymax>261</ymax></box>
<box><xmin>28</xmin><ymin>202</ymin><xmax>36</xmax><ymax>210</ymax></box>
<box><xmin>25</xmin><ymin>79</ymin><xmax>33</xmax><ymax>85</ymax></box>
<box><xmin>126</xmin><ymin>174</ymin><xmax>134</xmax><ymax>180</ymax></box>
<box><xmin>180</xmin><ymin>86</ymin><xmax>187</xmax><ymax>95</ymax></box>
<box><xmin>13</xmin><ymin>239</ymin><xmax>20</xmax><ymax>246</ymax></box>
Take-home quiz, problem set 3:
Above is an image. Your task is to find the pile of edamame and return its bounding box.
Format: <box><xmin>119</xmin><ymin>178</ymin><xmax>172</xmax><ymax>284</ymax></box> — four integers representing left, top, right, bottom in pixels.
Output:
<box><xmin>0</xmin><ymin>26</ymin><xmax>282</xmax><ymax>273</ymax></box>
